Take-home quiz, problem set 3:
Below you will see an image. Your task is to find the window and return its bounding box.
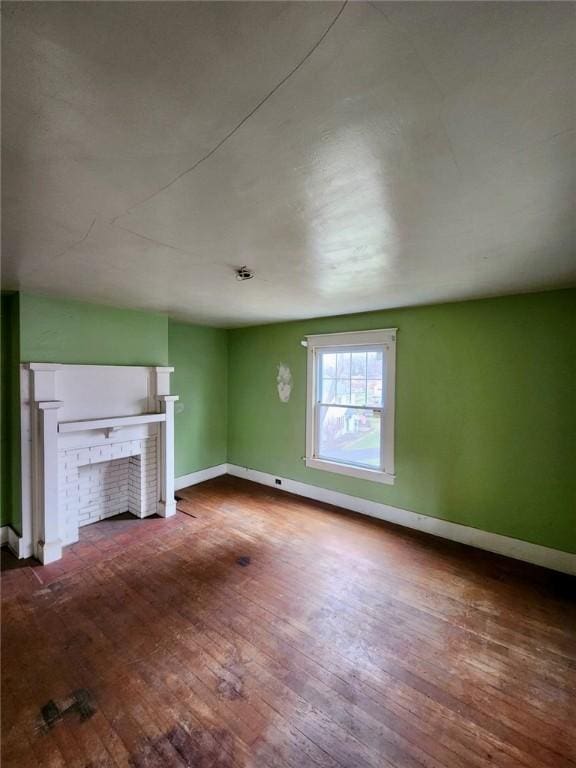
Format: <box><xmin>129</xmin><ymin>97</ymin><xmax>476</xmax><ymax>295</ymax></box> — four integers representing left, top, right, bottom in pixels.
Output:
<box><xmin>305</xmin><ymin>329</ymin><xmax>396</xmax><ymax>484</ymax></box>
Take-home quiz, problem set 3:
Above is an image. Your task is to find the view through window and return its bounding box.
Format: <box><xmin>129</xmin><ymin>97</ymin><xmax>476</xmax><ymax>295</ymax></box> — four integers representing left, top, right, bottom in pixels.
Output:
<box><xmin>317</xmin><ymin>348</ymin><xmax>384</xmax><ymax>468</ymax></box>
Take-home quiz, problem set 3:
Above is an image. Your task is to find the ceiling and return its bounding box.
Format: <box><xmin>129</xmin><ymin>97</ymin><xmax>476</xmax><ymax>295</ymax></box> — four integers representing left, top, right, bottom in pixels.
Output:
<box><xmin>2</xmin><ymin>1</ymin><xmax>575</xmax><ymax>327</ymax></box>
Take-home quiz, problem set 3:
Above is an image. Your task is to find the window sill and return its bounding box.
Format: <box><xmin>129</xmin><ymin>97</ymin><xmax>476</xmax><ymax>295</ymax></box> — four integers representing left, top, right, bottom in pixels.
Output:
<box><xmin>305</xmin><ymin>457</ymin><xmax>395</xmax><ymax>485</ymax></box>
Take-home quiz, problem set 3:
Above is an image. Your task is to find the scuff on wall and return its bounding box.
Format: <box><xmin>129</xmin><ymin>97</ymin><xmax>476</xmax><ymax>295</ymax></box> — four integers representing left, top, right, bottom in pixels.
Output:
<box><xmin>277</xmin><ymin>364</ymin><xmax>292</xmax><ymax>402</ymax></box>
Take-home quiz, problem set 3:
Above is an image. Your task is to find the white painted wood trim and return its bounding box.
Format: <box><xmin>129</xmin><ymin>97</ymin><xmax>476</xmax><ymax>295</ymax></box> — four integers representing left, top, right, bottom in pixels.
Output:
<box><xmin>154</xmin><ymin>367</ymin><xmax>174</xmax><ymax>396</ymax></box>
<box><xmin>58</xmin><ymin>413</ymin><xmax>166</xmax><ymax>433</ymax></box>
<box><xmin>157</xmin><ymin>395</ymin><xmax>178</xmax><ymax>517</ymax></box>
<box><xmin>305</xmin><ymin>328</ymin><xmax>396</xmax><ymax>483</ymax></box>
<box><xmin>305</xmin><ymin>328</ymin><xmax>397</xmax><ymax>347</ymax></box>
<box><xmin>382</xmin><ymin>333</ymin><xmax>396</xmax><ymax>477</ymax></box>
<box><xmin>175</xmin><ymin>464</ymin><xmax>228</xmax><ymax>491</ymax></box>
<box><xmin>226</xmin><ymin>464</ymin><xmax>576</xmax><ymax>576</ymax></box>
<box><xmin>305</xmin><ymin>457</ymin><xmax>395</xmax><ymax>484</ymax></box>
<box><xmin>37</xmin><ymin>401</ymin><xmax>63</xmax><ymax>563</ymax></box>
<box><xmin>0</xmin><ymin>526</ymin><xmax>25</xmax><ymax>559</ymax></box>
<box><xmin>8</xmin><ymin>528</ymin><xmax>22</xmax><ymax>557</ymax></box>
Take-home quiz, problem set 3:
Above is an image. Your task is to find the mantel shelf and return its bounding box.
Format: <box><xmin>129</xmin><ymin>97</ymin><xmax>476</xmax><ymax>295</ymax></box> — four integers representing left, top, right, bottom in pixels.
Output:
<box><xmin>58</xmin><ymin>413</ymin><xmax>166</xmax><ymax>433</ymax></box>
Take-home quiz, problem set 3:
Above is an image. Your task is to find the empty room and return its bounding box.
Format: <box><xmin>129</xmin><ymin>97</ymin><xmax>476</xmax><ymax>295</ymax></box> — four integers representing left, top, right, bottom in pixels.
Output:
<box><xmin>1</xmin><ymin>1</ymin><xmax>575</xmax><ymax>766</ymax></box>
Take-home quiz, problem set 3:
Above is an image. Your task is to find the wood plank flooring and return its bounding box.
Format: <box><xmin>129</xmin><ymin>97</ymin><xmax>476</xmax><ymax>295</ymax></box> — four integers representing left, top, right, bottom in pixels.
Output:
<box><xmin>2</xmin><ymin>475</ymin><xmax>575</xmax><ymax>767</ymax></box>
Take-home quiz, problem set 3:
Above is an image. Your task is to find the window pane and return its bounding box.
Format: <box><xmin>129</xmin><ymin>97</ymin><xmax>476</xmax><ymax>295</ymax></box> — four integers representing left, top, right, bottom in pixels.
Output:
<box><xmin>351</xmin><ymin>352</ymin><xmax>367</xmax><ymax>379</ymax></box>
<box><xmin>336</xmin><ymin>379</ymin><xmax>351</xmax><ymax>404</ymax></box>
<box><xmin>336</xmin><ymin>352</ymin><xmax>351</xmax><ymax>378</ymax></box>
<box><xmin>321</xmin><ymin>377</ymin><xmax>337</xmax><ymax>403</ymax></box>
<box><xmin>367</xmin><ymin>350</ymin><xmax>383</xmax><ymax>378</ymax></box>
<box><xmin>321</xmin><ymin>352</ymin><xmax>337</xmax><ymax>378</ymax></box>
<box><xmin>351</xmin><ymin>378</ymin><xmax>367</xmax><ymax>405</ymax></box>
<box><xmin>366</xmin><ymin>379</ymin><xmax>382</xmax><ymax>407</ymax></box>
<box><xmin>317</xmin><ymin>405</ymin><xmax>381</xmax><ymax>469</ymax></box>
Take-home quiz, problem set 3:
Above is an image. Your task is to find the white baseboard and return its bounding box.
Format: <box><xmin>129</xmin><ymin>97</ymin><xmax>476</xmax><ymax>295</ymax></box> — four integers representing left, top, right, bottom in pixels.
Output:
<box><xmin>175</xmin><ymin>463</ymin><xmax>228</xmax><ymax>491</ymax></box>
<box><xmin>6</xmin><ymin>464</ymin><xmax>573</xmax><ymax>575</ymax></box>
<box><xmin>0</xmin><ymin>525</ymin><xmax>25</xmax><ymax>559</ymax></box>
<box><xmin>226</xmin><ymin>464</ymin><xmax>576</xmax><ymax>576</ymax></box>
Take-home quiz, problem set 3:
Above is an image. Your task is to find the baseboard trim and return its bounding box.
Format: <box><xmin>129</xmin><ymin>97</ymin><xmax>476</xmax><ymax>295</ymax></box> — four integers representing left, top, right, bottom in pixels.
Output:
<box><xmin>6</xmin><ymin>465</ymin><xmax>572</xmax><ymax>574</ymax></box>
<box><xmin>226</xmin><ymin>464</ymin><xmax>576</xmax><ymax>576</ymax></box>
<box><xmin>0</xmin><ymin>525</ymin><xmax>24</xmax><ymax>559</ymax></box>
<box><xmin>175</xmin><ymin>463</ymin><xmax>228</xmax><ymax>491</ymax></box>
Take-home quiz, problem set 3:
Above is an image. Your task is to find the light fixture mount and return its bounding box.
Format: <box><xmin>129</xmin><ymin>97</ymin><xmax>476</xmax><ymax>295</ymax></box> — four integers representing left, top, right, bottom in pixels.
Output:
<box><xmin>235</xmin><ymin>266</ymin><xmax>255</xmax><ymax>281</ymax></box>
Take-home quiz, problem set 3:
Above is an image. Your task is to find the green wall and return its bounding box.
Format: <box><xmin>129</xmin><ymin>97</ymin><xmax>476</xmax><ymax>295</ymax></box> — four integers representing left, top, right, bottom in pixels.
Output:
<box><xmin>169</xmin><ymin>321</ymin><xmax>228</xmax><ymax>478</ymax></box>
<box><xmin>228</xmin><ymin>289</ymin><xmax>576</xmax><ymax>553</ymax></box>
<box><xmin>1</xmin><ymin>296</ymin><xmax>5</xmax><ymax>526</ymax></box>
<box><xmin>19</xmin><ymin>293</ymin><xmax>169</xmax><ymax>365</ymax></box>
<box><xmin>1</xmin><ymin>294</ymin><xmax>21</xmax><ymax>528</ymax></box>
<box><xmin>3</xmin><ymin>289</ymin><xmax>574</xmax><ymax>554</ymax></box>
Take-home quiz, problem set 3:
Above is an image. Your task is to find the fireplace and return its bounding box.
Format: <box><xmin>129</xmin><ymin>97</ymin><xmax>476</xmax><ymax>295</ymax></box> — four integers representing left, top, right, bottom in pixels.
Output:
<box><xmin>19</xmin><ymin>364</ymin><xmax>178</xmax><ymax>563</ymax></box>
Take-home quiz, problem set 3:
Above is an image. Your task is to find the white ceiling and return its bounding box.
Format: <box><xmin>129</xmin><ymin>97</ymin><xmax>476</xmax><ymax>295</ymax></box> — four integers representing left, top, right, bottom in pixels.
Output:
<box><xmin>2</xmin><ymin>1</ymin><xmax>575</xmax><ymax>327</ymax></box>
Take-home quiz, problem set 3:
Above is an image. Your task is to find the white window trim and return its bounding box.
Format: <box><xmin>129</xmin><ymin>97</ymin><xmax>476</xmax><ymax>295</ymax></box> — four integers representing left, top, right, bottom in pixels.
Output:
<box><xmin>305</xmin><ymin>329</ymin><xmax>397</xmax><ymax>485</ymax></box>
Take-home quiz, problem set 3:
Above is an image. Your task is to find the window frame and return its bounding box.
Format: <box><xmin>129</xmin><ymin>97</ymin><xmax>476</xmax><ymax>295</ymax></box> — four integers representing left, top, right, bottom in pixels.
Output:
<box><xmin>305</xmin><ymin>329</ymin><xmax>397</xmax><ymax>485</ymax></box>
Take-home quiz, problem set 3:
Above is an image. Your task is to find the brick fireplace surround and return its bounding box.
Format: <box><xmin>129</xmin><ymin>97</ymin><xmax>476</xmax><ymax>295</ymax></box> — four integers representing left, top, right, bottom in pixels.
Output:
<box><xmin>59</xmin><ymin>438</ymin><xmax>158</xmax><ymax>544</ymax></box>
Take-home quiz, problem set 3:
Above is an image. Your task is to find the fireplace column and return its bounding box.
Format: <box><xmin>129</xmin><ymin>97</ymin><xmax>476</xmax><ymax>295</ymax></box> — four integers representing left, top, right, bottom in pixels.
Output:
<box><xmin>157</xmin><ymin>394</ymin><xmax>178</xmax><ymax>517</ymax></box>
<box><xmin>37</xmin><ymin>401</ymin><xmax>63</xmax><ymax>564</ymax></box>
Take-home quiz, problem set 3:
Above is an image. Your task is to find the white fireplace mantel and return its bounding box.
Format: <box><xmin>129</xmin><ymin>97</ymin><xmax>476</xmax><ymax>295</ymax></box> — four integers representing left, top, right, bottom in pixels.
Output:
<box><xmin>19</xmin><ymin>363</ymin><xmax>179</xmax><ymax>564</ymax></box>
<box><xmin>58</xmin><ymin>413</ymin><xmax>166</xmax><ymax>434</ymax></box>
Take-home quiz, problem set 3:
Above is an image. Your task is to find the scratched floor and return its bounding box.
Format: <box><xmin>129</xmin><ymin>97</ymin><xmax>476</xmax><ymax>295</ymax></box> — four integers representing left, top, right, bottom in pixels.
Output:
<box><xmin>2</xmin><ymin>476</ymin><xmax>575</xmax><ymax>767</ymax></box>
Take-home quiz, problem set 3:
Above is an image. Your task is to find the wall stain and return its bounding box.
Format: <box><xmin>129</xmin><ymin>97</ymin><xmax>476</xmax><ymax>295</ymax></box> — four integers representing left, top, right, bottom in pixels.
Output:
<box><xmin>276</xmin><ymin>363</ymin><xmax>292</xmax><ymax>403</ymax></box>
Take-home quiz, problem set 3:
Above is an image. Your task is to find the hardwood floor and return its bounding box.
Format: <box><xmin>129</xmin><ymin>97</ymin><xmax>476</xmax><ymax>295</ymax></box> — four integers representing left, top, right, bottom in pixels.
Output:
<box><xmin>2</xmin><ymin>476</ymin><xmax>575</xmax><ymax>768</ymax></box>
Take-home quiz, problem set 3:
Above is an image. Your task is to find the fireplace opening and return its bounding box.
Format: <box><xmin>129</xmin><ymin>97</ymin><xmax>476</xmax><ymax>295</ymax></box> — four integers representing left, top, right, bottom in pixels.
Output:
<box><xmin>77</xmin><ymin>457</ymin><xmax>131</xmax><ymax>526</ymax></box>
<box><xmin>59</xmin><ymin>438</ymin><xmax>158</xmax><ymax>544</ymax></box>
